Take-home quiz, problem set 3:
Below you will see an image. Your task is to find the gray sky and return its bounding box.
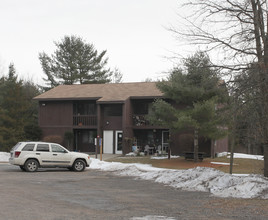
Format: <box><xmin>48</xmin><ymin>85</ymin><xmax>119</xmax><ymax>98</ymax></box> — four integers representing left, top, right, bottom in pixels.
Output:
<box><xmin>0</xmin><ymin>0</ymin><xmax>186</xmax><ymax>85</ymax></box>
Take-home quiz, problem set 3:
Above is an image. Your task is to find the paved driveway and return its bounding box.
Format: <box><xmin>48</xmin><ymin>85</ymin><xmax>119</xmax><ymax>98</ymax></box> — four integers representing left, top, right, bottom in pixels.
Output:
<box><xmin>0</xmin><ymin>163</ymin><xmax>267</xmax><ymax>220</ymax></box>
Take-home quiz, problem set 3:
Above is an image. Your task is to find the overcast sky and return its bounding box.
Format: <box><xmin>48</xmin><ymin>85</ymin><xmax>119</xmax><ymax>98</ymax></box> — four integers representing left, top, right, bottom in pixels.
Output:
<box><xmin>0</xmin><ymin>0</ymin><xmax>191</xmax><ymax>85</ymax></box>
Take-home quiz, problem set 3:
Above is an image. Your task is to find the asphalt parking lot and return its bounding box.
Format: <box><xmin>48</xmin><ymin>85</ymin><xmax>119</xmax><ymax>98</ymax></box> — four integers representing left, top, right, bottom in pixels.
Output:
<box><xmin>0</xmin><ymin>163</ymin><xmax>267</xmax><ymax>220</ymax></box>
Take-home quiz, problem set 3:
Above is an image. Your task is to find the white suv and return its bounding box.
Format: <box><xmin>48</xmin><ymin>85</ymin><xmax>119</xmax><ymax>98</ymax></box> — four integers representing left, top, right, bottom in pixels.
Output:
<box><xmin>9</xmin><ymin>142</ymin><xmax>91</xmax><ymax>172</ymax></box>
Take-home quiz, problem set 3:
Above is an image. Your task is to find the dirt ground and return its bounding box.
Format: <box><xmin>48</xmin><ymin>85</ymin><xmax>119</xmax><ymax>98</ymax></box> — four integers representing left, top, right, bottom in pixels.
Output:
<box><xmin>107</xmin><ymin>156</ymin><xmax>264</xmax><ymax>175</ymax></box>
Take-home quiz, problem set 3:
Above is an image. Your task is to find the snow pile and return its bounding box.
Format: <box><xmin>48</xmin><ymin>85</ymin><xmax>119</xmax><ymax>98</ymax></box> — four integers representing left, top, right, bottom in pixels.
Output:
<box><xmin>0</xmin><ymin>152</ymin><xmax>9</xmax><ymax>162</ymax></box>
<box><xmin>89</xmin><ymin>158</ymin><xmax>268</xmax><ymax>199</ymax></box>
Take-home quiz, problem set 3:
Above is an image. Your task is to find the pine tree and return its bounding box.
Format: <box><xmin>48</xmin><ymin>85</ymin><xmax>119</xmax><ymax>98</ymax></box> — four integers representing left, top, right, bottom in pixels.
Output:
<box><xmin>39</xmin><ymin>35</ymin><xmax>112</xmax><ymax>88</ymax></box>
<box><xmin>0</xmin><ymin>64</ymin><xmax>41</xmax><ymax>151</ymax></box>
<box><xmin>148</xmin><ymin>52</ymin><xmax>229</xmax><ymax>161</ymax></box>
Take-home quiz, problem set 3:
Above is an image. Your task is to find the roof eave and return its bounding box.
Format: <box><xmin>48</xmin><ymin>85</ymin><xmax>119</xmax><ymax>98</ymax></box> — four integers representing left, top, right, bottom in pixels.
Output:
<box><xmin>34</xmin><ymin>97</ymin><xmax>101</xmax><ymax>101</ymax></box>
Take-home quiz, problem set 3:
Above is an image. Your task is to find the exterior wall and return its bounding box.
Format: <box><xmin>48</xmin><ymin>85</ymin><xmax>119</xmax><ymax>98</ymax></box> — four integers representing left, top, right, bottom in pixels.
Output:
<box><xmin>39</xmin><ymin>101</ymin><xmax>73</xmax><ymax>127</ymax></box>
<box><xmin>74</xmin><ymin>129</ymin><xmax>97</xmax><ymax>152</ymax></box>
<box><xmin>214</xmin><ymin>137</ymin><xmax>229</xmax><ymax>156</ymax></box>
<box><xmin>41</xmin><ymin>127</ymin><xmax>69</xmax><ymax>145</ymax></box>
<box><xmin>122</xmin><ymin>98</ymin><xmax>134</xmax><ymax>154</ymax></box>
<box><xmin>170</xmin><ymin>131</ymin><xmax>213</xmax><ymax>157</ymax></box>
<box><xmin>37</xmin><ymin>99</ymin><xmax>229</xmax><ymax>155</ymax></box>
<box><xmin>97</xmin><ymin>103</ymin><xmax>124</xmax><ymax>154</ymax></box>
<box><xmin>102</xmin><ymin>116</ymin><xmax>122</xmax><ymax>130</ymax></box>
<box><xmin>39</xmin><ymin>101</ymin><xmax>73</xmax><ymax>145</ymax></box>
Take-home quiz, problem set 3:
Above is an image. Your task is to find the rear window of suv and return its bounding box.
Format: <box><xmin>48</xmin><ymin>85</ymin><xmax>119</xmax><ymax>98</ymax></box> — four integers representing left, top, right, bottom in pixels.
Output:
<box><xmin>22</xmin><ymin>144</ymin><xmax>35</xmax><ymax>151</ymax></box>
<box><xmin>36</xmin><ymin>144</ymin><xmax>50</xmax><ymax>152</ymax></box>
<box><xmin>11</xmin><ymin>142</ymin><xmax>22</xmax><ymax>151</ymax></box>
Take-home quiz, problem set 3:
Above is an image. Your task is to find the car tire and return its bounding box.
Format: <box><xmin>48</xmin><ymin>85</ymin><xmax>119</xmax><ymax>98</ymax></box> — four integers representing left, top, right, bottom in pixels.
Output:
<box><xmin>19</xmin><ymin>166</ymin><xmax>26</xmax><ymax>171</ymax></box>
<box><xmin>24</xmin><ymin>159</ymin><xmax>39</xmax><ymax>172</ymax></box>
<box><xmin>72</xmin><ymin>159</ymin><xmax>86</xmax><ymax>172</ymax></box>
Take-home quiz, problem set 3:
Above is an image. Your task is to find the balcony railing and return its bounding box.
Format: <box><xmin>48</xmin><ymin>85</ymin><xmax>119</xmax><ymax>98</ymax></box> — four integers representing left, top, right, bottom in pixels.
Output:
<box><xmin>133</xmin><ymin>115</ymin><xmax>150</xmax><ymax>126</ymax></box>
<box><xmin>73</xmin><ymin>115</ymin><xmax>97</xmax><ymax>127</ymax></box>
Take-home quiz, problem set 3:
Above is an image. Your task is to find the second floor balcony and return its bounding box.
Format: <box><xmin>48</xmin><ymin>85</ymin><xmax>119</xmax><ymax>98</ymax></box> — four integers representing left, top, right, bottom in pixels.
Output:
<box><xmin>73</xmin><ymin>115</ymin><xmax>97</xmax><ymax>127</ymax></box>
<box><xmin>133</xmin><ymin>115</ymin><xmax>150</xmax><ymax>126</ymax></box>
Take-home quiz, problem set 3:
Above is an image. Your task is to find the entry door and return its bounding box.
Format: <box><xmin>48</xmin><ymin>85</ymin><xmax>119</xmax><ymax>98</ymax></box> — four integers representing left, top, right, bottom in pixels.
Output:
<box><xmin>103</xmin><ymin>130</ymin><xmax>113</xmax><ymax>154</ymax></box>
<box><xmin>115</xmin><ymin>131</ymin><xmax>123</xmax><ymax>154</ymax></box>
<box><xmin>162</xmin><ymin>131</ymin><xmax>170</xmax><ymax>152</ymax></box>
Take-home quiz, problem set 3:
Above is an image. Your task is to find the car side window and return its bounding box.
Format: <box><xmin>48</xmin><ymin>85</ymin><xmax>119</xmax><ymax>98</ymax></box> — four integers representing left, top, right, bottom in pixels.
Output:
<box><xmin>51</xmin><ymin>144</ymin><xmax>66</xmax><ymax>153</ymax></box>
<box><xmin>36</xmin><ymin>144</ymin><xmax>50</xmax><ymax>152</ymax></box>
<box><xmin>22</xmin><ymin>144</ymin><xmax>35</xmax><ymax>151</ymax></box>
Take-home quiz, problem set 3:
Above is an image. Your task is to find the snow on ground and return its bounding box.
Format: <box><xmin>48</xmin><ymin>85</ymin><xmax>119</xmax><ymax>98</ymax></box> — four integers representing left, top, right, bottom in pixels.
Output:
<box><xmin>1</xmin><ymin>151</ymin><xmax>267</xmax><ymax>199</ymax></box>
<box><xmin>0</xmin><ymin>152</ymin><xmax>9</xmax><ymax>162</ymax></box>
<box><xmin>89</xmin><ymin>158</ymin><xmax>268</xmax><ymax>200</ymax></box>
<box><xmin>210</xmin><ymin>162</ymin><xmax>231</xmax><ymax>165</ymax></box>
<box><xmin>151</xmin><ymin>155</ymin><xmax>180</xmax><ymax>160</ymax></box>
<box><xmin>227</xmin><ymin>152</ymin><xmax>264</xmax><ymax>160</ymax></box>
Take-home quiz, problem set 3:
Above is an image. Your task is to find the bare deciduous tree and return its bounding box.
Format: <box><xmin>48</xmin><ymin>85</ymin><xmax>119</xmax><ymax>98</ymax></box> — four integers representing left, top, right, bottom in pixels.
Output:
<box><xmin>173</xmin><ymin>0</ymin><xmax>268</xmax><ymax>176</ymax></box>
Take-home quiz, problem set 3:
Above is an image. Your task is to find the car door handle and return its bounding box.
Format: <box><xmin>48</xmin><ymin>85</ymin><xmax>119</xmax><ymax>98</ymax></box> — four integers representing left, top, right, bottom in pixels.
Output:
<box><xmin>53</xmin><ymin>154</ymin><xmax>57</xmax><ymax>156</ymax></box>
<box><xmin>36</xmin><ymin>153</ymin><xmax>40</xmax><ymax>155</ymax></box>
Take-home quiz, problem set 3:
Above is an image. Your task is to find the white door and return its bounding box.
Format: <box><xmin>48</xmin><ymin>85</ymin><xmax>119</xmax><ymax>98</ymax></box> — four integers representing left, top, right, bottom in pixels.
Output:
<box><xmin>103</xmin><ymin>130</ymin><xmax>113</xmax><ymax>154</ymax></box>
<box><xmin>115</xmin><ymin>131</ymin><xmax>123</xmax><ymax>154</ymax></box>
<box><xmin>162</xmin><ymin>131</ymin><xmax>170</xmax><ymax>152</ymax></box>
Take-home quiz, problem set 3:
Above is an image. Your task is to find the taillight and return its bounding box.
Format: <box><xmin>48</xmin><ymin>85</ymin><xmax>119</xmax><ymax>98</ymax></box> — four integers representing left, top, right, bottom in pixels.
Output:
<box><xmin>15</xmin><ymin>151</ymin><xmax>21</xmax><ymax>158</ymax></box>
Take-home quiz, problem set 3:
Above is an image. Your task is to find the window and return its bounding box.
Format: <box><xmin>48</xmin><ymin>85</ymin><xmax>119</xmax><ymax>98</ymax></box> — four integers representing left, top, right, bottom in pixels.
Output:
<box><xmin>81</xmin><ymin>130</ymin><xmax>97</xmax><ymax>144</ymax></box>
<box><xmin>73</xmin><ymin>102</ymin><xmax>96</xmax><ymax>115</ymax></box>
<box><xmin>36</xmin><ymin>144</ymin><xmax>49</xmax><ymax>152</ymax></box>
<box><xmin>22</xmin><ymin>144</ymin><xmax>35</xmax><ymax>151</ymax></box>
<box><xmin>133</xmin><ymin>101</ymin><xmax>152</xmax><ymax>115</ymax></box>
<box><xmin>11</xmin><ymin>142</ymin><xmax>22</xmax><ymax>151</ymax></box>
<box><xmin>104</xmin><ymin>104</ymin><xmax>122</xmax><ymax>116</ymax></box>
<box><xmin>51</xmin><ymin>144</ymin><xmax>66</xmax><ymax>153</ymax></box>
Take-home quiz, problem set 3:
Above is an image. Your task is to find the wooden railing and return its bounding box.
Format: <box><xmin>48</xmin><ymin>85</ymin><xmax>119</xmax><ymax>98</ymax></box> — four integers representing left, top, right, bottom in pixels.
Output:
<box><xmin>73</xmin><ymin>115</ymin><xmax>97</xmax><ymax>126</ymax></box>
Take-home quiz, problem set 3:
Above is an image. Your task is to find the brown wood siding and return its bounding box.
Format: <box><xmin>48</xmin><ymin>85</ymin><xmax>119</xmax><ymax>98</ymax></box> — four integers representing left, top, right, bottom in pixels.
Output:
<box><xmin>122</xmin><ymin>98</ymin><xmax>134</xmax><ymax>154</ymax></box>
<box><xmin>39</xmin><ymin>101</ymin><xmax>73</xmax><ymax>126</ymax></box>
<box><xmin>170</xmin><ymin>131</ymin><xmax>212</xmax><ymax>156</ymax></box>
<box><xmin>215</xmin><ymin>137</ymin><xmax>229</xmax><ymax>154</ymax></box>
<box><xmin>102</xmin><ymin>116</ymin><xmax>122</xmax><ymax>130</ymax></box>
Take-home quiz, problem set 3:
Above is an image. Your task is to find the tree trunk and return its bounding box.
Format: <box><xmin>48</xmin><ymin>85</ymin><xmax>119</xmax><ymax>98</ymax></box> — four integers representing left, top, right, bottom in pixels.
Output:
<box><xmin>264</xmin><ymin>144</ymin><xmax>268</xmax><ymax>177</ymax></box>
<box><xmin>194</xmin><ymin>129</ymin><xmax>199</xmax><ymax>162</ymax></box>
<box><xmin>229</xmin><ymin>135</ymin><xmax>235</xmax><ymax>174</ymax></box>
<box><xmin>251</xmin><ymin>0</ymin><xmax>268</xmax><ymax>177</ymax></box>
<box><xmin>211</xmin><ymin>139</ymin><xmax>215</xmax><ymax>158</ymax></box>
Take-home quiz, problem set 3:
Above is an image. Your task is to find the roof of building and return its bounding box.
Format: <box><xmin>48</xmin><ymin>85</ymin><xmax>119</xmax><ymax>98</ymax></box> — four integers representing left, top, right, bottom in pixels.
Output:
<box><xmin>34</xmin><ymin>82</ymin><xmax>164</xmax><ymax>103</ymax></box>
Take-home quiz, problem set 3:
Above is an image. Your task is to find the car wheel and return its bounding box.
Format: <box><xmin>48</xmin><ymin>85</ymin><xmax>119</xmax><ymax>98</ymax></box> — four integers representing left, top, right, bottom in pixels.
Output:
<box><xmin>24</xmin><ymin>159</ymin><xmax>39</xmax><ymax>172</ymax></box>
<box><xmin>19</xmin><ymin>165</ymin><xmax>26</xmax><ymax>171</ymax></box>
<box><xmin>72</xmin><ymin>159</ymin><xmax>86</xmax><ymax>172</ymax></box>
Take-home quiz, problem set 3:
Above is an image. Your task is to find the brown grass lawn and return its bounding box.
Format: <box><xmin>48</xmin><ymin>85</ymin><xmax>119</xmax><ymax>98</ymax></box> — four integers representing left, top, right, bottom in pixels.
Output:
<box><xmin>105</xmin><ymin>155</ymin><xmax>264</xmax><ymax>175</ymax></box>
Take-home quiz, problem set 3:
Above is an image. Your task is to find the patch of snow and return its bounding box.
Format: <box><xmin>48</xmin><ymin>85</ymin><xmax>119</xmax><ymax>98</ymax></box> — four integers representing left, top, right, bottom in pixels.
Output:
<box><xmin>125</xmin><ymin>152</ymin><xmax>136</xmax><ymax>157</ymax></box>
<box><xmin>0</xmin><ymin>152</ymin><xmax>9</xmax><ymax>162</ymax></box>
<box><xmin>232</xmin><ymin>174</ymin><xmax>250</xmax><ymax>177</ymax></box>
<box><xmin>89</xmin><ymin>158</ymin><xmax>268</xmax><ymax>199</ymax></box>
<box><xmin>210</xmin><ymin>162</ymin><xmax>231</xmax><ymax>165</ymax></box>
<box><xmin>227</xmin><ymin>153</ymin><xmax>264</xmax><ymax>160</ymax></box>
<box><xmin>151</xmin><ymin>155</ymin><xmax>180</xmax><ymax>160</ymax></box>
<box><xmin>216</xmin><ymin>152</ymin><xmax>228</xmax><ymax>157</ymax></box>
